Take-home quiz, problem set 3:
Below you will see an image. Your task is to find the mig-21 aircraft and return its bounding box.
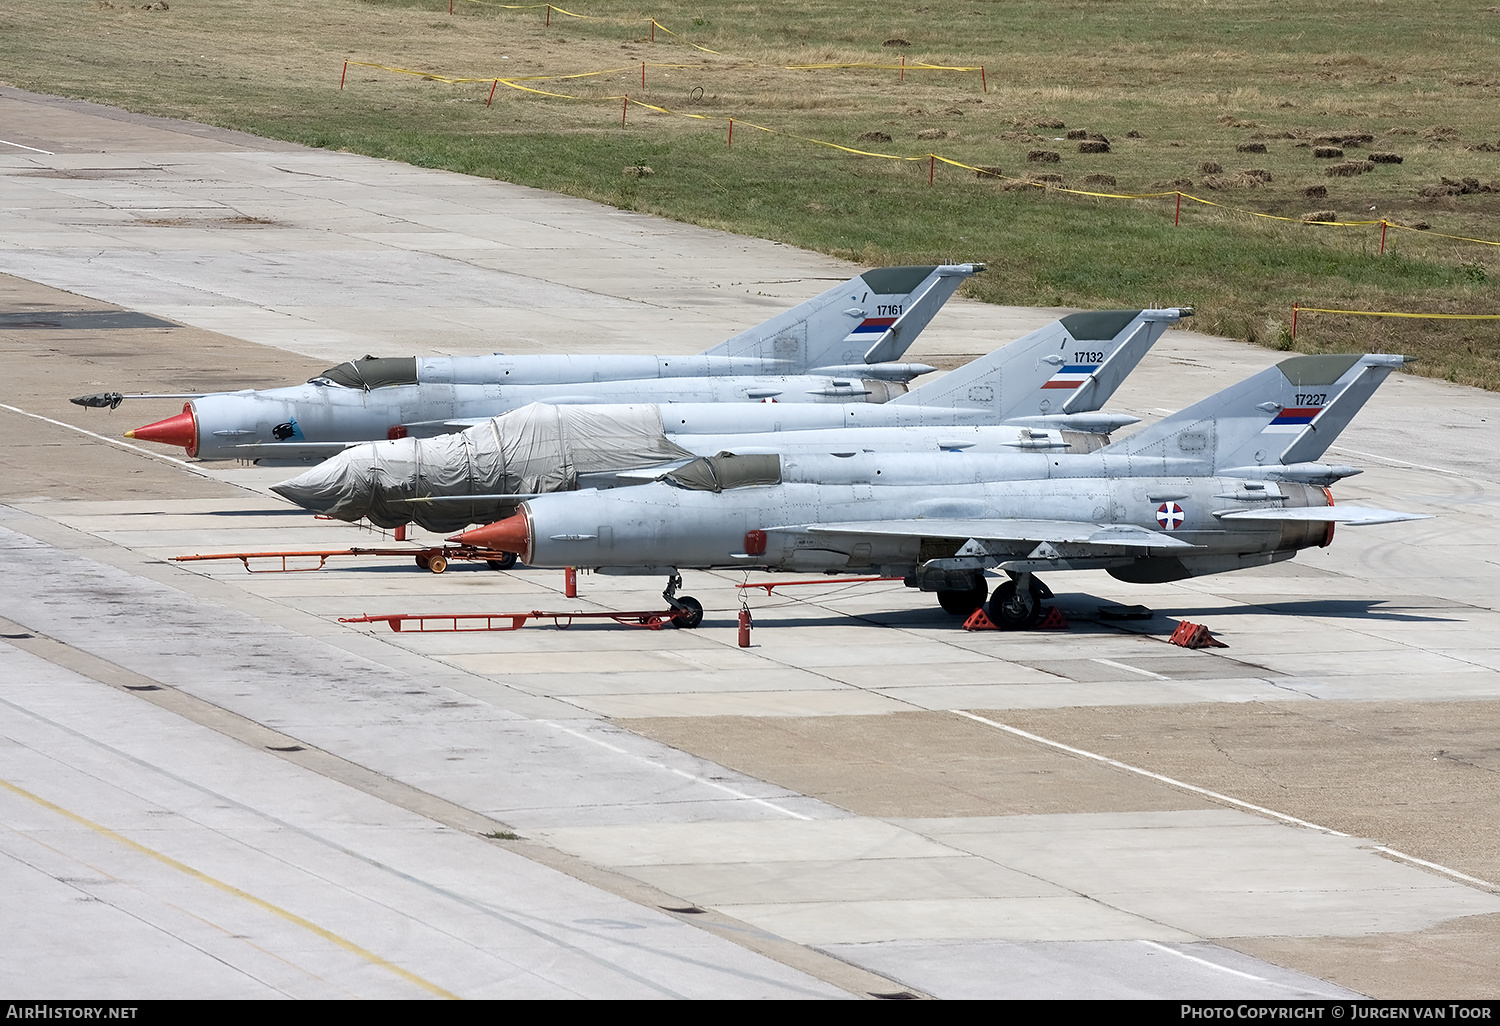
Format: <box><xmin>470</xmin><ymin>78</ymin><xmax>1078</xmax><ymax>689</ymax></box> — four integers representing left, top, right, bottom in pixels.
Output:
<box><xmin>75</xmin><ymin>265</ymin><xmax>983</xmax><ymax>461</ymax></box>
<box><xmin>271</xmin><ymin>308</ymin><xmax>1192</xmax><ymax>534</ymax></box>
<box><xmin>450</xmin><ymin>353</ymin><xmax>1428</xmax><ymax>626</ymax></box>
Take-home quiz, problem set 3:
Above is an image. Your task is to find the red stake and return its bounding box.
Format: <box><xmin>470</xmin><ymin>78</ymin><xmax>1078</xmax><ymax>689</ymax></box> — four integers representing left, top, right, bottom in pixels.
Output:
<box><xmin>1292</xmin><ymin>302</ymin><xmax>1299</xmax><ymax>340</ymax></box>
<box><xmin>929</xmin><ymin>154</ymin><xmax>935</xmax><ymax>186</ymax></box>
<box><xmin>622</xmin><ymin>94</ymin><xmax>628</xmax><ymax>126</ymax></box>
<box><xmin>650</xmin><ymin>20</ymin><xmax>655</xmax><ymax>42</ymax></box>
<box><xmin>1175</xmin><ymin>191</ymin><xmax>1182</xmax><ymax>226</ymax></box>
<box><xmin>449</xmin><ymin>0</ymin><xmax>453</xmax><ymax>12</ymax></box>
<box><xmin>545</xmin><ymin>4</ymin><xmax>551</xmax><ymax>27</ymax></box>
<box><xmin>728</xmin><ymin>118</ymin><xmax>733</xmax><ymax>148</ymax></box>
<box><xmin>486</xmin><ymin>78</ymin><xmax>498</xmax><ymax>106</ymax></box>
<box><xmin>340</xmin><ymin>60</ymin><xmax>348</xmax><ymax>90</ymax></box>
<box><xmin>641</xmin><ymin>62</ymin><xmax>646</xmax><ymax>89</ymax></box>
<box><xmin>1380</xmin><ymin>219</ymin><xmax>1388</xmax><ymax>255</ymax></box>
<box><xmin>980</xmin><ymin>65</ymin><xmax>987</xmax><ymax>92</ymax></box>
<box><xmin>900</xmin><ymin>55</ymin><xmax>906</xmax><ymax>83</ymax></box>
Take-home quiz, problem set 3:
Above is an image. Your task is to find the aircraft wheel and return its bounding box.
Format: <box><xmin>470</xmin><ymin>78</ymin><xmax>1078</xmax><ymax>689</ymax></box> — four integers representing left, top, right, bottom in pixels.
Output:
<box><xmin>486</xmin><ymin>552</ymin><xmax>518</xmax><ymax>571</ymax></box>
<box><xmin>987</xmin><ymin>579</ymin><xmax>1046</xmax><ymax>630</ymax></box>
<box><xmin>669</xmin><ymin>596</ymin><xmax>704</xmax><ymax>629</ymax></box>
<box><xmin>936</xmin><ymin>583</ymin><xmax>988</xmax><ymax>616</ymax></box>
<box><xmin>415</xmin><ymin>554</ymin><xmax>431</xmax><ymax>570</ymax></box>
<box><xmin>427</xmin><ymin>554</ymin><xmax>448</xmax><ymax>574</ymax></box>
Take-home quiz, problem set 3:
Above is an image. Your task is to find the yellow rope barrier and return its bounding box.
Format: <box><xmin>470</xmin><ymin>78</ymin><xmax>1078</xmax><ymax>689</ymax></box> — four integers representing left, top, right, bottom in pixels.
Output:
<box><xmin>343</xmin><ymin>59</ymin><xmax>1500</xmax><ymax>253</ymax></box>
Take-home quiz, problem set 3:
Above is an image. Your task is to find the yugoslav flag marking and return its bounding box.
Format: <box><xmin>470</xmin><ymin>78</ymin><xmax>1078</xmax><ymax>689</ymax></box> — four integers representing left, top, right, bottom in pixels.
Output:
<box><xmin>1156</xmin><ymin>502</ymin><xmax>1185</xmax><ymax>531</ymax></box>
<box><xmin>1040</xmin><ymin>363</ymin><xmax>1100</xmax><ymax>390</ymax></box>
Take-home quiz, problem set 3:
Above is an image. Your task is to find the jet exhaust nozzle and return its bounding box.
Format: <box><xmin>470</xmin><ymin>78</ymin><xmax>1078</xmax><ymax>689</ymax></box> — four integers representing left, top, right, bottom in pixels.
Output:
<box><xmin>125</xmin><ymin>405</ymin><xmax>197</xmax><ymax>454</ymax></box>
<box><xmin>449</xmin><ymin>514</ymin><xmax>531</xmax><ymax>560</ymax></box>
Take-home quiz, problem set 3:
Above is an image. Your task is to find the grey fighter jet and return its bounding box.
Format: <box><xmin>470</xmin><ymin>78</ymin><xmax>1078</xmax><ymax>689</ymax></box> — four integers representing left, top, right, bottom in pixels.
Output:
<box><xmin>81</xmin><ymin>265</ymin><xmax>981</xmax><ymax>460</ymax></box>
<box><xmin>272</xmin><ymin>308</ymin><xmax>1191</xmax><ymax>532</ymax></box>
<box><xmin>451</xmin><ymin>353</ymin><xmax>1427</xmax><ymax>624</ymax></box>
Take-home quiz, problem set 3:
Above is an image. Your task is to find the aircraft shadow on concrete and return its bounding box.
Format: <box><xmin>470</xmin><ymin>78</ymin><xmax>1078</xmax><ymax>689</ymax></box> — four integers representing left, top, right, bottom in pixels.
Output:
<box><xmin>1165</xmin><ymin>598</ymin><xmax>1461</xmax><ymax>624</ymax></box>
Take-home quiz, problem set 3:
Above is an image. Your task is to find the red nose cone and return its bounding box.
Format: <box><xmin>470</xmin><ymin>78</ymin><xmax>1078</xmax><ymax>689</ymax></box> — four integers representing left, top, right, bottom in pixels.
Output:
<box><xmin>126</xmin><ymin>405</ymin><xmax>197</xmax><ymax>453</ymax></box>
<box><xmin>449</xmin><ymin>513</ymin><xmax>531</xmax><ymax>560</ymax></box>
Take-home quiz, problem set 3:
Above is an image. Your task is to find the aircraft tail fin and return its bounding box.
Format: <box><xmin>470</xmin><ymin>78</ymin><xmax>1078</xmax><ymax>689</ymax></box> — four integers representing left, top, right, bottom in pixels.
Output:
<box><xmin>890</xmin><ymin>307</ymin><xmax>1189</xmax><ymax>421</ymax></box>
<box><xmin>1102</xmin><ymin>353</ymin><xmax>1408</xmax><ymax>472</ymax></box>
<box><xmin>702</xmin><ymin>264</ymin><xmax>982</xmax><ymax>370</ymax></box>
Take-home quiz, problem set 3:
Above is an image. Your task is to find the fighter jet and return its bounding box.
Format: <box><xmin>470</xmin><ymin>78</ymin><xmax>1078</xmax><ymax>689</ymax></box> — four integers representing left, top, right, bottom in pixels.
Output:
<box><xmin>76</xmin><ymin>265</ymin><xmax>982</xmax><ymax>461</ymax></box>
<box><xmin>271</xmin><ymin>308</ymin><xmax>1192</xmax><ymax>533</ymax></box>
<box><xmin>450</xmin><ymin>353</ymin><xmax>1427</xmax><ymax>625</ymax></box>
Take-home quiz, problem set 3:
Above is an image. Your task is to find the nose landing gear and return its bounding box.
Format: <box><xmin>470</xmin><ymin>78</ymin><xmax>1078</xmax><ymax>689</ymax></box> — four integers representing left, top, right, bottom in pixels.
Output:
<box><xmin>662</xmin><ymin>573</ymin><xmax>704</xmax><ymax>629</ymax></box>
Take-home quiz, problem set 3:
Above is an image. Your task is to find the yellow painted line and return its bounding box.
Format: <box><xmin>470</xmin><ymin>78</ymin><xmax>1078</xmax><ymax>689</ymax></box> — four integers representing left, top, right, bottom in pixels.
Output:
<box><xmin>0</xmin><ymin>776</ymin><xmax>460</xmax><ymax>999</ymax></box>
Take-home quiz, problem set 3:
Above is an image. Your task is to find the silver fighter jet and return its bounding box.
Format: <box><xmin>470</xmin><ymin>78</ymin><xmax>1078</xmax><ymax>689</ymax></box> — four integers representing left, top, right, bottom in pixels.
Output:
<box><xmin>81</xmin><ymin>265</ymin><xmax>982</xmax><ymax>460</ymax></box>
<box><xmin>271</xmin><ymin>308</ymin><xmax>1192</xmax><ymax>533</ymax></box>
<box><xmin>451</xmin><ymin>353</ymin><xmax>1427</xmax><ymax>625</ymax></box>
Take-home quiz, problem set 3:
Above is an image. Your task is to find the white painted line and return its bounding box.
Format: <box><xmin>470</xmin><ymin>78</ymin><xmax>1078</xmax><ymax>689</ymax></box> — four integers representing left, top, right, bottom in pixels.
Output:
<box><xmin>1328</xmin><ymin>445</ymin><xmax>1465</xmax><ymax>478</ymax></box>
<box><xmin>953</xmin><ymin>709</ymin><xmax>1345</xmax><ymax>834</ymax></box>
<box><xmin>0</xmin><ymin>401</ymin><xmax>201</xmax><ymax>470</ymax></box>
<box><xmin>1092</xmin><ymin>657</ymin><xmax>1171</xmax><ymax>680</ymax></box>
<box><xmin>953</xmin><ymin>710</ymin><xmax>1500</xmax><ymax>892</ymax></box>
<box><xmin>1137</xmin><ymin>940</ymin><xmax>1266</xmax><ymax>982</ymax></box>
<box><xmin>0</xmin><ymin>138</ymin><xmax>53</xmax><ymax>155</ymax></box>
<box><xmin>1372</xmin><ymin>845</ymin><xmax>1500</xmax><ymax>890</ymax></box>
<box><xmin>540</xmin><ymin>720</ymin><xmax>812</xmax><ymax>820</ymax></box>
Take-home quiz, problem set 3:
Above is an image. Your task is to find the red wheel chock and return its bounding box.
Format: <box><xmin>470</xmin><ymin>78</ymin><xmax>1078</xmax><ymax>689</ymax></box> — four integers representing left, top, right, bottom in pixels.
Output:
<box><xmin>1169</xmin><ymin>621</ymin><xmax>1227</xmax><ymax>648</ymax></box>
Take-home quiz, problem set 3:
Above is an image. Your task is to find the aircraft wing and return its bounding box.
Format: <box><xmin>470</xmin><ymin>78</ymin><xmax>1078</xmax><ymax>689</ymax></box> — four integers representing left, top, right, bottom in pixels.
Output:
<box><xmin>781</xmin><ymin>518</ymin><xmax>1200</xmax><ymax>551</ymax></box>
<box><xmin>1214</xmin><ymin>506</ymin><xmax>1432</xmax><ymax>526</ymax></box>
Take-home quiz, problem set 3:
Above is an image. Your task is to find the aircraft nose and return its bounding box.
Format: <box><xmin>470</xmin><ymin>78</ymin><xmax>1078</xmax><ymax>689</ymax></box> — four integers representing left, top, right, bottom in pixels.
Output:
<box><xmin>125</xmin><ymin>403</ymin><xmax>197</xmax><ymax>454</ymax></box>
<box><xmin>449</xmin><ymin>514</ymin><xmax>530</xmax><ymax>559</ymax></box>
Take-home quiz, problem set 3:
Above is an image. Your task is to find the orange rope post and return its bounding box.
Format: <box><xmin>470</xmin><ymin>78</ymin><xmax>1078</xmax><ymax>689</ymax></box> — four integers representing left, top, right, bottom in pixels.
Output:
<box><xmin>1380</xmin><ymin>219</ymin><xmax>1389</xmax><ymax>255</ymax></box>
<box><xmin>487</xmin><ymin>78</ymin><xmax>498</xmax><ymax>106</ymax></box>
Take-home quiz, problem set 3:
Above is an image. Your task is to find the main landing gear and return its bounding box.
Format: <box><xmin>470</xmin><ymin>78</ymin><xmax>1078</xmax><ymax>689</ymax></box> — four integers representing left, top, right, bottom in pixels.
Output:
<box><xmin>986</xmin><ymin>573</ymin><xmax>1053</xmax><ymax>630</ymax></box>
<box><xmin>662</xmin><ymin>573</ymin><xmax>704</xmax><ymax>629</ymax></box>
<box><xmin>936</xmin><ymin>580</ymin><xmax>988</xmax><ymax>616</ymax></box>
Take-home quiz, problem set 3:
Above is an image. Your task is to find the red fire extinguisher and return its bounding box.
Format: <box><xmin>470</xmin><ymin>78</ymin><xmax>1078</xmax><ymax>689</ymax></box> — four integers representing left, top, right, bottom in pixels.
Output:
<box><xmin>737</xmin><ymin>604</ymin><xmax>753</xmax><ymax>647</ymax></box>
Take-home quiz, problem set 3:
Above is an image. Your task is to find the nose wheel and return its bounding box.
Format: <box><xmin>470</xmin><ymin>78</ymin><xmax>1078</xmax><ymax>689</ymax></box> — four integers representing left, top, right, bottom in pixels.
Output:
<box><xmin>486</xmin><ymin>552</ymin><xmax>518</xmax><ymax>571</ymax></box>
<box><xmin>662</xmin><ymin>573</ymin><xmax>704</xmax><ymax>629</ymax></box>
<box><xmin>986</xmin><ymin>574</ymin><xmax>1052</xmax><ymax>630</ymax></box>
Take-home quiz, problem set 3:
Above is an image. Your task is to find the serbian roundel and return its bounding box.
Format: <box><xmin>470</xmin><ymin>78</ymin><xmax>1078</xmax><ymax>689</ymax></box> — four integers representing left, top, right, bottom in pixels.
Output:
<box><xmin>1156</xmin><ymin>502</ymin><xmax>1185</xmax><ymax>531</ymax></box>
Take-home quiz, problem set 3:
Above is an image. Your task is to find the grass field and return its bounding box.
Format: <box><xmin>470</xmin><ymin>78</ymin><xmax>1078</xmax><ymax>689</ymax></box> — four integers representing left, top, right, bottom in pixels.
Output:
<box><xmin>5</xmin><ymin>0</ymin><xmax>1500</xmax><ymax>385</ymax></box>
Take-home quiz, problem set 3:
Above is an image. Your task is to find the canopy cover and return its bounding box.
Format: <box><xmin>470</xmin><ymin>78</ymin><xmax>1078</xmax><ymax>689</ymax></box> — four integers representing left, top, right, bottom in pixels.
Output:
<box><xmin>271</xmin><ymin>403</ymin><xmax>694</xmax><ymax>532</ymax></box>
